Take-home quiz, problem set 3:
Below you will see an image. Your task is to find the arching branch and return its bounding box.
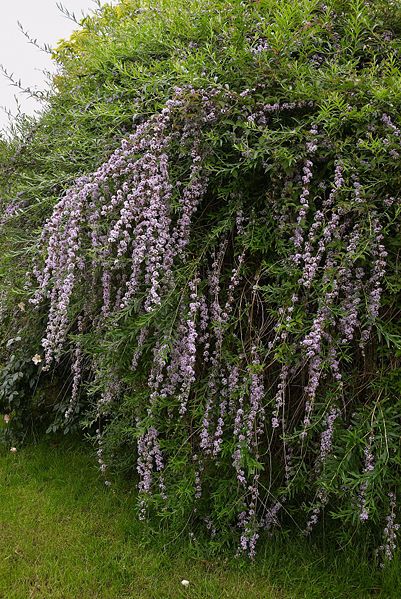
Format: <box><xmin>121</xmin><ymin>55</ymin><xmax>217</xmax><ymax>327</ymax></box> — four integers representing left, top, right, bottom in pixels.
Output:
<box><xmin>17</xmin><ymin>21</ymin><xmax>53</xmax><ymax>55</ymax></box>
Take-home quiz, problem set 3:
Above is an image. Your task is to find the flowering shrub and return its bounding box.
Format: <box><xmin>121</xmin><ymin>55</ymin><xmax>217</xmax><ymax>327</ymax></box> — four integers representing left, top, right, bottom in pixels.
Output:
<box><xmin>2</xmin><ymin>0</ymin><xmax>401</xmax><ymax>562</ymax></box>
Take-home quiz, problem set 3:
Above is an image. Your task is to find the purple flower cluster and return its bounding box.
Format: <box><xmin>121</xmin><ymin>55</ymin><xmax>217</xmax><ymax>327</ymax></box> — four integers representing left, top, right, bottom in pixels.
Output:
<box><xmin>261</xmin><ymin>500</ymin><xmax>282</xmax><ymax>533</ymax></box>
<box><xmin>378</xmin><ymin>493</ymin><xmax>400</xmax><ymax>565</ymax></box>
<box><xmin>250</xmin><ymin>38</ymin><xmax>269</xmax><ymax>55</ymax></box>
<box><xmin>291</xmin><ymin>126</ymin><xmax>318</xmax><ymax>262</ymax></box>
<box><xmin>358</xmin><ymin>432</ymin><xmax>375</xmax><ymax>522</ymax></box>
<box><xmin>318</xmin><ymin>407</ymin><xmax>339</xmax><ymax>466</ymax></box>
<box><xmin>96</xmin><ymin>429</ymin><xmax>111</xmax><ymax>487</ymax></box>
<box><xmin>156</xmin><ymin>277</ymin><xmax>200</xmax><ymax>415</ymax></box>
<box><xmin>65</xmin><ymin>316</ymin><xmax>84</xmax><ymax>420</ymax></box>
<box><xmin>305</xmin><ymin>488</ymin><xmax>328</xmax><ymax>535</ymax></box>
<box><xmin>360</xmin><ymin>216</ymin><xmax>387</xmax><ymax>348</ymax></box>
<box><xmin>237</xmin><ymin>474</ymin><xmax>260</xmax><ymax>559</ymax></box>
<box><xmin>338</xmin><ymin>265</ymin><xmax>363</xmax><ymax>344</ymax></box>
<box><xmin>30</xmin><ymin>87</ymin><xmax>215</xmax><ymax>367</ymax></box>
<box><xmin>271</xmin><ymin>365</ymin><xmax>288</xmax><ymax>429</ymax></box>
<box><xmin>245</xmin><ymin>352</ymin><xmax>265</xmax><ymax>446</ymax></box>
<box><xmin>137</xmin><ymin>425</ymin><xmax>166</xmax><ymax>519</ymax></box>
<box><xmin>247</xmin><ymin>100</ymin><xmax>314</xmax><ymax>128</ymax></box>
<box><xmin>296</xmin><ymin>163</ymin><xmax>343</xmax><ymax>286</ymax></box>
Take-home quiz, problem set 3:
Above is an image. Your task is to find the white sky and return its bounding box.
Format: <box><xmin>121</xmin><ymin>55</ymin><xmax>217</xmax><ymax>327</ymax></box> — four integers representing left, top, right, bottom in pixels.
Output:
<box><xmin>0</xmin><ymin>0</ymin><xmax>110</xmax><ymax>133</ymax></box>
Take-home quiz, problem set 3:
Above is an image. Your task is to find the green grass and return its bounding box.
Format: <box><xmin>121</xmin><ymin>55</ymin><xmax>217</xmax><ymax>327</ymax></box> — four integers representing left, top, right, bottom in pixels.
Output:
<box><xmin>0</xmin><ymin>441</ymin><xmax>400</xmax><ymax>599</ymax></box>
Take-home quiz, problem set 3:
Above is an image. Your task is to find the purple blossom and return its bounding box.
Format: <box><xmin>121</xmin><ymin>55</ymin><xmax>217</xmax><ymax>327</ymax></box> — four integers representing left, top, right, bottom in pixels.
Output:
<box><xmin>30</xmin><ymin>87</ymin><xmax>211</xmax><ymax>365</ymax></box>
<box><xmin>137</xmin><ymin>425</ymin><xmax>166</xmax><ymax>519</ymax></box>
<box><xmin>64</xmin><ymin>316</ymin><xmax>84</xmax><ymax>420</ymax></box>
<box><xmin>318</xmin><ymin>407</ymin><xmax>339</xmax><ymax>466</ymax></box>
<box><xmin>378</xmin><ymin>492</ymin><xmax>400</xmax><ymax>565</ymax></box>
<box><xmin>291</xmin><ymin>152</ymin><xmax>315</xmax><ymax>262</ymax></box>
<box><xmin>271</xmin><ymin>365</ymin><xmax>288</xmax><ymax>430</ymax></box>
<box><xmin>358</xmin><ymin>432</ymin><xmax>375</xmax><ymax>522</ymax></box>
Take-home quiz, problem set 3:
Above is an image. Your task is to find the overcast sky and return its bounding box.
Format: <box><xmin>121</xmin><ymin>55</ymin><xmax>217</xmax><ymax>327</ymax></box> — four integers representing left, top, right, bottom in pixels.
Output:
<box><xmin>0</xmin><ymin>0</ymin><xmax>109</xmax><ymax>133</ymax></box>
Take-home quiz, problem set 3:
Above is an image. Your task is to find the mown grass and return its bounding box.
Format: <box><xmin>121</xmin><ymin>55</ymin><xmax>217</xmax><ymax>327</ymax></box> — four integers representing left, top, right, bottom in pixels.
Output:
<box><xmin>0</xmin><ymin>440</ymin><xmax>400</xmax><ymax>598</ymax></box>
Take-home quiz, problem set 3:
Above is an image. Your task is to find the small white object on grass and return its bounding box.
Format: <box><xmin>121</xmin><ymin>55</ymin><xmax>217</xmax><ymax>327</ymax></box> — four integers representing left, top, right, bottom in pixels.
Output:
<box><xmin>10</xmin><ymin>447</ymin><xmax>17</xmax><ymax>453</ymax></box>
<box><xmin>32</xmin><ymin>354</ymin><xmax>42</xmax><ymax>365</ymax></box>
<box><xmin>181</xmin><ymin>579</ymin><xmax>190</xmax><ymax>588</ymax></box>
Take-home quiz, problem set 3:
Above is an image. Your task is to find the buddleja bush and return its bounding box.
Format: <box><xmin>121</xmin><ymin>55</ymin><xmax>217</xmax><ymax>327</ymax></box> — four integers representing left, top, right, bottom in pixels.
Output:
<box><xmin>2</xmin><ymin>0</ymin><xmax>401</xmax><ymax>562</ymax></box>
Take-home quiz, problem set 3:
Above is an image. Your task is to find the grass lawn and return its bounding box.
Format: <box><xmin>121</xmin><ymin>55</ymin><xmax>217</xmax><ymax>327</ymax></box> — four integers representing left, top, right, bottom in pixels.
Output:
<box><xmin>0</xmin><ymin>440</ymin><xmax>400</xmax><ymax>599</ymax></box>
